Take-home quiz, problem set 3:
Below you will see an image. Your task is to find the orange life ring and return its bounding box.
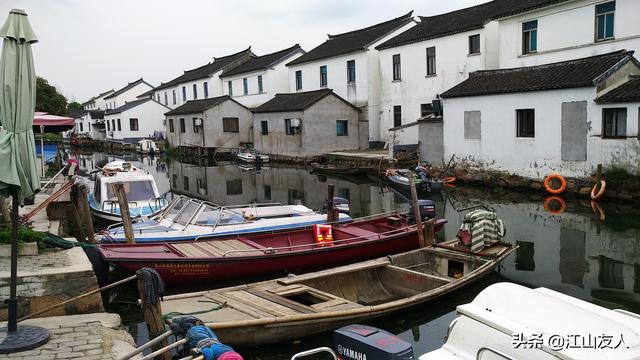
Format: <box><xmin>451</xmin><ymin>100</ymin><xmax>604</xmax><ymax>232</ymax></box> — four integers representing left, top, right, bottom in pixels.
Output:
<box><xmin>543</xmin><ymin>174</ymin><xmax>567</xmax><ymax>194</ymax></box>
<box><xmin>445</xmin><ymin>177</ymin><xmax>456</xmax><ymax>184</ymax></box>
<box><xmin>590</xmin><ymin>180</ymin><xmax>606</xmax><ymax>200</ymax></box>
<box><xmin>313</xmin><ymin>224</ymin><xmax>333</xmax><ymax>247</ymax></box>
<box><xmin>590</xmin><ymin>200</ymin><xmax>605</xmax><ymax>221</ymax></box>
<box><xmin>543</xmin><ymin>196</ymin><xmax>566</xmax><ymax>215</ymax></box>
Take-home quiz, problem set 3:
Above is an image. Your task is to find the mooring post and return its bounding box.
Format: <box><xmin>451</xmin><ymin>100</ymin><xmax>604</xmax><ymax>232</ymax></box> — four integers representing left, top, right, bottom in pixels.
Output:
<box><xmin>327</xmin><ymin>184</ymin><xmax>336</xmax><ymax>223</ymax></box>
<box><xmin>69</xmin><ymin>183</ymin><xmax>86</xmax><ymax>241</ymax></box>
<box><xmin>136</xmin><ymin>273</ymin><xmax>170</xmax><ymax>360</ymax></box>
<box><xmin>596</xmin><ymin>163</ymin><xmax>603</xmax><ymax>183</ymax></box>
<box><xmin>112</xmin><ymin>183</ymin><xmax>135</xmax><ymax>244</ymax></box>
<box><xmin>408</xmin><ymin>174</ymin><xmax>426</xmax><ymax>248</ymax></box>
<box><xmin>77</xmin><ymin>183</ymin><xmax>95</xmax><ymax>243</ymax></box>
<box><xmin>423</xmin><ymin>219</ymin><xmax>434</xmax><ymax>247</ymax></box>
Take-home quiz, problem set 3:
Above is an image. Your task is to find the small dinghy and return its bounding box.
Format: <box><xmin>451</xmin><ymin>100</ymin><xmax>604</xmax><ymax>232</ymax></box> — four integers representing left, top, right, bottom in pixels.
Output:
<box><xmin>89</xmin><ymin>161</ymin><xmax>168</xmax><ymax>222</ymax></box>
<box><xmin>384</xmin><ymin>169</ymin><xmax>443</xmax><ymax>192</ymax></box>
<box><xmin>310</xmin><ymin>162</ymin><xmax>374</xmax><ymax>176</ymax></box>
<box><xmin>99</xmin><ymin>195</ymin><xmax>352</xmax><ymax>243</ymax></box>
<box><xmin>236</xmin><ymin>149</ymin><xmax>269</xmax><ymax>164</ymax></box>
<box><xmin>100</xmin><ymin>214</ymin><xmax>447</xmax><ymax>285</ymax></box>
<box><xmin>158</xmin><ymin>236</ymin><xmax>513</xmax><ymax>345</ymax></box>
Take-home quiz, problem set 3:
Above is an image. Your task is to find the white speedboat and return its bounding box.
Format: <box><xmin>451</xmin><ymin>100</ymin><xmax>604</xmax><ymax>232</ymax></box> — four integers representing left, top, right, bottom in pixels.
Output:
<box><xmin>100</xmin><ymin>195</ymin><xmax>351</xmax><ymax>243</ymax></box>
<box><xmin>237</xmin><ymin>150</ymin><xmax>269</xmax><ymax>164</ymax></box>
<box><xmin>89</xmin><ymin>161</ymin><xmax>168</xmax><ymax>222</ymax></box>
<box><xmin>136</xmin><ymin>139</ymin><xmax>159</xmax><ymax>154</ymax></box>
<box><xmin>420</xmin><ymin>282</ymin><xmax>640</xmax><ymax>360</ymax></box>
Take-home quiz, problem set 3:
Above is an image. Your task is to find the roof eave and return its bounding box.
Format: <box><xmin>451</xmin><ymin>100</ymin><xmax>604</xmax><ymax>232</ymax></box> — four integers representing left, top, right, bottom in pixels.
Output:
<box><xmin>286</xmin><ymin>48</ymin><xmax>368</xmax><ymax>67</ymax></box>
<box><xmin>376</xmin><ymin>24</ymin><xmax>485</xmax><ymax>51</ymax></box>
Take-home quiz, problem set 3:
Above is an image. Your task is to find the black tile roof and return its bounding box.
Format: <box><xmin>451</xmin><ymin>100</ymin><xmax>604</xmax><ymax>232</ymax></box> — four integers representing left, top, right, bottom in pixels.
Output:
<box><xmin>68</xmin><ymin>110</ymin><xmax>88</xmax><ymax>118</ymax></box>
<box><xmin>287</xmin><ymin>12</ymin><xmax>414</xmax><ymax>66</ymax></box>
<box><xmin>441</xmin><ymin>50</ymin><xmax>635</xmax><ymax>98</ymax></box>
<box><xmin>221</xmin><ymin>44</ymin><xmax>303</xmax><ymax>77</ymax></box>
<box><xmin>252</xmin><ymin>89</ymin><xmax>359</xmax><ymax>113</ymax></box>
<box><xmin>595</xmin><ymin>76</ymin><xmax>640</xmax><ymax>103</ymax></box>
<box><xmin>105</xmin><ymin>98</ymin><xmax>160</xmax><ymax>115</ymax></box>
<box><xmin>82</xmin><ymin>89</ymin><xmax>114</xmax><ymax>105</ymax></box>
<box><xmin>89</xmin><ymin>110</ymin><xmax>105</xmax><ymax>119</ymax></box>
<box><xmin>376</xmin><ymin>0</ymin><xmax>568</xmax><ymax>50</ymax></box>
<box><xmin>164</xmin><ymin>96</ymin><xmax>236</xmax><ymax>116</ymax></box>
<box><xmin>104</xmin><ymin>78</ymin><xmax>153</xmax><ymax>100</ymax></box>
<box><xmin>154</xmin><ymin>48</ymin><xmax>255</xmax><ymax>91</ymax></box>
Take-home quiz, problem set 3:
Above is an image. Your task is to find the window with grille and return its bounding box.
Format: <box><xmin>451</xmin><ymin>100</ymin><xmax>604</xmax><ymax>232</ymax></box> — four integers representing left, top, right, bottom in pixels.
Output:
<box><xmin>129</xmin><ymin>118</ymin><xmax>138</xmax><ymax>131</ymax></box>
<box><xmin>393</xmin><ymin>106</ymin><xmax>402</xmax><ymax>127</ymax></box>
<box><xmin>522</xmin><ymin>20</ymin><xmax>538</xmax><ymax>54</ymax></box>
<box><xmin>392</xmin><ymin>54</ymin><xmax>401</xmax><ymax>80</ymax></box>
<box><xmin>516</xmin><ymin>109</ymin><xmax>535</xmax><ymax>138</ymax></box>
<box><xmin>336</xmin><ymin>120</ymin><xmax>348</xmax><ymax>136</ymax></box>
<box><xmin>347</xmin><ymin>60</ymin><xmax>356</xmax><ymax>83</ymax></box>
<box><xmin>602</xmin><ymin>108</ymin><xmax>626</xmax><ymax>138</ymax></box>
<box><xmin>426</xmin><ymin>47</ymin><xmax>436</xmax><ymax>75</ymax></box>
<box><xmin>320</xmin><ymin>66</ymin><xmax>328</xmax><ymax>87</ymax></box>
<box><xmin>469</xmin><ymin>35</ymin><xmax>480</xmax><ymax>54</ymax></box>
<box><xmin>223</xmin><ymin>117</ymin><xmax>239</xmax><ymax>133</ymax></box>
<box><xmin>261</xmin><ymin>120</ymin><xmax>269</xmax><ymax>135</ymax></box>
<box><xmin>595</xmin><ymin>2</ymin><xmax>615</xmax><ymax>41</ymax></box>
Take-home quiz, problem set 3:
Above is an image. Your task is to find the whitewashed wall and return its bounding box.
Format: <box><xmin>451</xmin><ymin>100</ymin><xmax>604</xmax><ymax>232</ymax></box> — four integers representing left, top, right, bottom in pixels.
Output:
<box><xmin>498</xmin><ymin>0</ymin><xmax>640</xmax><ymax>68</ymax></box>
<box><xmin>105</xmin><ymin>82</ymin><xmax>154</xmax><ymax>110</ymax></box>
<box><xmin>443</xmin><ymin>87</ymin><xmax>640</xmax><ymax>178</ymax></box>
<box><xmin>104</xmin><ymin>100</ymin><xmax>169</xmax><ymax>142</ymax></box>
<box><xmin>153</xmin><ymin>75</ymin><xmax>224</xmax><ymax>110</ymax></box>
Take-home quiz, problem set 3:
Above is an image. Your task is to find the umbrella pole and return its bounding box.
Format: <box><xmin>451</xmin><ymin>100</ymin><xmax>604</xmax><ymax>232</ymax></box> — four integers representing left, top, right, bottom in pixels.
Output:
<box><xmin>7</xmin><ymin>188</ymin><xmax>18</xmax><ymax>332</ymax></box>
<box><xmin>40</xmin><ymin>134</ymin><xmax>45</xmax><ymax>178</ymax></box>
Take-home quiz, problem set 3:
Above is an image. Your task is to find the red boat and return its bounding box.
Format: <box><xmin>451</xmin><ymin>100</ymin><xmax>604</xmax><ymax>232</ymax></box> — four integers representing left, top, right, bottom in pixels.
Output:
<box><xmin>97</xmin><ymin>214</ymin><xmax>446</xmax><ymax>285</ymax></box>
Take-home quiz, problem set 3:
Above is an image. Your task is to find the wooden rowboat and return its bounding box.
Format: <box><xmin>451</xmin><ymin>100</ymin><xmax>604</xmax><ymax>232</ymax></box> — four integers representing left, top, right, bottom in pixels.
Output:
<box><xmin>310</xmin><ymin>162</ymin><xmax>374</xmax><ymax>176</ymax></box>
<box><xmin>98</xmin><ymin>214</ymin><xmax>447</xmax><ymax>285</ymax></box>
<box><xmin>159</xmin><ymin>239</ymin><xmax>516</xmax><ymax>346</ymax></box>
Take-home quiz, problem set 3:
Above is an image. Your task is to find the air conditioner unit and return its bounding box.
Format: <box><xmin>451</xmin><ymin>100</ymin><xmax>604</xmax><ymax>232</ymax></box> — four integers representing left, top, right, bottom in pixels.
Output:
<box><xmin>290</xmin><ymin>118</ymin><xmax>301</xmax><ymax>128</ymax></box>
<box><xmin>194</xmin><ymin>118</ymin><xmax>203</xmax><ymax>127</ymax></box>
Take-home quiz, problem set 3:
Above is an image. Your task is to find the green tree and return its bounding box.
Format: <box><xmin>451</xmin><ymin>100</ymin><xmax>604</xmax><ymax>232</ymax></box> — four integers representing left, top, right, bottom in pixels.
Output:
<box><xmin>67</xmin><ymin>101</ymin><xmax>83</xmax><ymax>112</ymax></box>
<box><xmin>36</xmin><ymin>76</ymin><xmax>67</xmax><ymax>115</ymax></box>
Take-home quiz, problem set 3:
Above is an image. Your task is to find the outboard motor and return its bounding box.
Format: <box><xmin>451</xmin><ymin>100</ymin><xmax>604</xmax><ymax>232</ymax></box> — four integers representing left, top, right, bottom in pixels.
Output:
<box><xmin>334</xmin><ymin>325</ymin><xmax>414</xmax><ymax>360</ymax></box>
<box><xmin>407</xmin><ymin>199</ymin><xmax>436</xmax><ymax>224</ymax></box>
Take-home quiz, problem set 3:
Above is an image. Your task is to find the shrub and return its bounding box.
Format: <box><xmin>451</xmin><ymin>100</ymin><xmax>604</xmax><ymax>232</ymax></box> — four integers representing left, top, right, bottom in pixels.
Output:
<box><xmin>0</xmin><ymin>225</ymin><xmax>48</xmax><ymax>246</ymax></box>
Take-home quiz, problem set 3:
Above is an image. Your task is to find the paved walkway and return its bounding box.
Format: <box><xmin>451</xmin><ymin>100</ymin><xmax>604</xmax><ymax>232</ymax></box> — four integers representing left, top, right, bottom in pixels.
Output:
<box><xmin>0</xmin><ymin>313</ymin><xmax>139</xmax><ymax>360</ymax></box>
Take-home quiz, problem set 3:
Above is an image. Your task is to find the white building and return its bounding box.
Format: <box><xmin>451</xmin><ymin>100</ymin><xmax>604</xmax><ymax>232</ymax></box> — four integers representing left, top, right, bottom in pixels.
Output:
<box><xmin>104</xmin><ymin>98</ymin><xmax>171</xmax><ymax>144</ymax></box>
<box><xmin>148</xmin><ymin>48</ymin><xmax>255</xmax><ymax>110</ymax></box>
<box><xmin>164</xmin><ymin>95</ymin><xmax>254</xmax><ymax>153</ymax></box>
<box><xmin>68</xmin><ymin>109</ymin><xmax>106</xmax><ymax>140</ymax></box>
<box><xmin>220</xmin><ymin>44</ymin><xmax>305</xmax><ymax>108</ymax></box>
<box><xmin>440</xmin><ymin>50</ymin><xmax>640</xmax><ymax>178</ymax></box>
<box><xmin>102</xmin><ymin>78</ymin><xmax>154</xmax><ymax>110</ymax></box>
<box><xmin>285</xmin><ymin>12</ymin><xmax>416</xmax><ymax>147</ymax></box>
<box><xmin>82</xmin><ymin>89</ymin><xmax>114</xmax><ymax>111</ymax></box>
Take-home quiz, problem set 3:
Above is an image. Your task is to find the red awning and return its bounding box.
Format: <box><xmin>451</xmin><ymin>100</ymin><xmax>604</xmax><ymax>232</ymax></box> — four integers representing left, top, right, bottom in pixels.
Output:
<box><xmin>33</xmin><ymin>112</ymin><xmax>75</xmax><ymax>133</ymax></box>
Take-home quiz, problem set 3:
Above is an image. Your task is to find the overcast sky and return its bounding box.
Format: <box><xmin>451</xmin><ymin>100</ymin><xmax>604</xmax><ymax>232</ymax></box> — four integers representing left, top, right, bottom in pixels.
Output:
<box><xmin>0</xmin><ymin>0</ymin><xmax>489</xmax><ymax>102</ymax></box>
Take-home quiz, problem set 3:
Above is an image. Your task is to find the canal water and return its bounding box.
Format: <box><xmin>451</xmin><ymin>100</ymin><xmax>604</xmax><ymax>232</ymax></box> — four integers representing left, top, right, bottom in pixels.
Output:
<box><xmin>77</xmin><ymin>151</ymin><xmax>640</xmax><ymax>358</ymax></box>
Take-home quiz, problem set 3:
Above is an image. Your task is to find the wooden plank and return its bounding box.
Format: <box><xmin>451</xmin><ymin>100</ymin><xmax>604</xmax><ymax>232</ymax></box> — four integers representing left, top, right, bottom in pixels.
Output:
<box><xmin>191</xmin><ymin>242</ymin><xmax>217</xmax><ymax>256</ymax></box>
<box><xmin>269</xmin><ymin>285</ymin><xmax>306</xmax><ymax>296</ymax></box>
<box><xmin>173</xmin><ymin>244</ymin><xmax>209</xmax><ymax>258</ymax></box>
<box><xmin>196</xmin><ymin>242</ymin><xmax>225</xmax><ymax>256</ymax></box>
<box><xmin>202</xmin><ymin>293</ymin><xmax>267</xmax><ymax>319</ymax></box>
<box><xmin>245</xmin><ymin>289</ymin><xmax>317</xmax><ymax>314</ymax></box>
<box><xmin>224</xmin><ymin>290</ymin><xmax>299</xmax><ymax>316</ymax></box>
<box><xmin>214</xmin><ymin>240</ymin><xmax>242</xmax><ymax>254</ymax></box>
<box><xmin>278</xmin><ymin>257</ymin><xmax>390</xmax><ymax>285</ymax></box>
<box><xmin>310</xmin><ymin>298</ymin><xmax>350</xmax><ymax>310</ymax></box>
<box><xmin>386</xmin><ymin>265</ymin><xmax>452</xmax><ymax>283</ymax></box>
<box><xmin>226</xmin><ymin>239</ymin><xmax>254</xmax><ymax>250</ymax></box>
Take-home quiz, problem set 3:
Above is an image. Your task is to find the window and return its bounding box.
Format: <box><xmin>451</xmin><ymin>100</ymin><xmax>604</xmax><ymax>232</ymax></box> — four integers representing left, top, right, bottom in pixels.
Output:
<box><xmin>117</xmin><ymin>119</ymin><xmax>121</xmax><ymax>131</ymax></box>
<box><xmin>392</xmin><ymin>54</ymin><xmax>401</xmax><ymax>80</ymax></box>
<box><xmin>258</xmin><ymin>75</ymin><xmax>263</xmax><ymax>93</ymax></box>
<box><xmin>112</xmin><ymin>119</ymin><xmax>115</xmax><ymax>131</ymax></box>
<box><xmin>602</xmin><ymin>108</ymin><xmax>627</xmax><ymax>138</ymax></box>
<box><xmin>164</xmin><ymin>92</ymin><xmax>168</xmax><ymax>105</ymax></box>
<box><xmin>295</xmin><ymin>70</ymin><xmax>303</xmax><ymax>91</ymax></box>
<box><xmin>426</xmin><ymin>47</ymin><xmax>436</xmax><ymax>76</ymax></box>
<box><xmin>228</xmin><ymin>81</ymin><xmax>233</xmax><ymax>96</ymax></box>
<box><xmin>129</xmin><ymin>118</ymin><xmax>139</xmax><ymax>131</ymax></box>
<box><xmin>179</xmin><ymin>118</ymin><xmax>185</xmax><ymax>133</ymax></box>
<box><xmin>192</xmin><ymin>118</ymin><xmax>200</xmax><ymax>133</ymax></box>
<box><xmin>183</xmin><ymin>176</ymin><xmax>189</xmax><ymax>191</ymax></box>
<box><xmin>320</xmin><ymin>65</ymin><xmax>328</xmax><ymax>87</ymax></box>
<box><xmin>260</xmin><ymin>120</ymin><xmax>269</xmax><ymax>135</ymax></box>
<box><xmin>516</xmin><ymin>109</ymin><xmax>535</xmax><ymax>138</ymax></box>
<box><xmin>285</xmin><ymin>118</ymin><xmax>295</xmax><ymax>135</ymax></box>
<box><xmin>596</xmin><ymin>2</ymin><xmax>615</xmax><ymax>41</ymax></box>
<box><xmin>420</xmin><ymin>103</ymin><xmax>433</xmax><ymax>117</ymax></box>
<box><xmin>243</xmin><ymin>78</ymin><xmax>248</xmax><ymax>95</ymax></box>
<box><xmin>171</xmin><ymin>174</ymin><xmax>177</xmax><ymax>187</ymax></box>
<box><xmin>203</xmin><ymin>82</ymin><xmax>209</xmax><ymax>98</ymax></box>
<box><xmin>79</xmin><ymin>122</ymin><xmax>83</xmax><ymax>132</ymax></box>
<box><xmin>226</xmin><ymin>180</ymin><xmax>243</xmax><ymax>195</ymax></box>
<box><xmin>192</xmin><ymin>84</ymin><xmax>198</xmax><ymax>100</ymax></box>
<box><xmin>169</xmin><ymin>118</ymin><xmax>174</xmax><ymax>132</ymax></box>
<box><xmin>469</xmin><ymin>34</ymin><xmax>480</xmax><ymax>54</ymax></box>
<box><xmin>157</xmin><ymin>93</ymin><xmax>161</xmax><ymax>102</ymax></box>
<box><xmin>223</xmin><ymin>117</ymin><xmax>239</xmax><ymax>133</ymax></box>
<box><xmin>347</xmin><ymin>60</ymin><xmax>356</xmax><ymax>83</ymax></box>
<box><xmin>172</xmin><ymin>90</ymin><xmax>176</xmax><ymax>105</ymax></box>
<box><xmin>522</xmin><ymin>20</ymin><xmax>538</xmax><ymax>54</ymax></box>
<box><xmin>264</xmin><ymin>185</ymin><xmax>271</xmax><ymax>200</ymax></box>
<box><xmin>182</xmin><ymin>86</ymin><xmax>186</xmax><ymax>102</ymax></box>
<box><xmin>336</xmin><ymin>120</ymin><xmax>348</xmax><ymax>136</ymax></box>
<box><xmin>106</xmin><ymin>121</ymin><xmax>110</xmax><ymax>131</ymax></box>
<box><xmin>393</xmin><ymin>106</ymin><xmax>402</xmax><ymax>127</ymax></box>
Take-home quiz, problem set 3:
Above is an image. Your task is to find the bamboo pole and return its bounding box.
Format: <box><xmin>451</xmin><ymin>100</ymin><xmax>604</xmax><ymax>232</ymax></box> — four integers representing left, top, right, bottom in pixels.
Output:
<box><xmin>117</xmin><ymin>330</ymin><xmax>173</xmax><ymax>360</ymax></box>
<box><xmin>140</xmin><ymin>338</ymin><xmax>187</xmax><ymax>360</ymax></box>
<box><xmin>408</xmin><ymin>174</ymin><xmax>425</xmax><ymax>248</ymax></box>
<box><xmin>76</xmin><ymin>183</ymin><xmax>95</xmax><ymax>243</ymax></box>
<box><xmin>137</xmin><ymin>275</ymin><xmax>170</xmax><ymax>360</ymax></box>
<box><xmin>112</xmin><ymin>183</ymin><xmax>135</xmax><ymax>244</ymax></box>
<box><xmin>19</xmin><ymin>274</ymin><xmax>138</xmax><ymax>322</ymax></box>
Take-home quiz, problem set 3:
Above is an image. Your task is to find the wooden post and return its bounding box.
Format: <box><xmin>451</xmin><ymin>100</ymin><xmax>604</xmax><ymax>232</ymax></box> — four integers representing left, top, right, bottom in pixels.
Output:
<box><xmin>423</xmin><ymin>219</ymin><xmax>434</xmax><ymax>247</ymax></box>
<box><xmin>76</xmin><ymin>183</ymin><xmax>96</xmax><ymax>243</ymax></box>
<box><xmin>595</xmin><ymin>164</ymin><xmax>603</xmax><ymax>183</ymax></box>
<box><xmin>112</xmin><ymin>183</ymin><xmax>135</xmax><ymax>244</ymax></box>
<box><xmin>408</xmin><ymin>175</ymin><xmax>426</xmax><ymax>248</ymax></box>
<box><xmin>327</xmin><ymin>184</ymin><xmax>336</xmax><ymax>223</ymax></box>
<box><xmin>69</xmin><ymin>185</ymin><xmax>85</xmax><ymax>241</ymax></box>
<box><xmin>136</xmin><ymin>274</ymin><xmax>170</xmax><ymax>360</ymax></box>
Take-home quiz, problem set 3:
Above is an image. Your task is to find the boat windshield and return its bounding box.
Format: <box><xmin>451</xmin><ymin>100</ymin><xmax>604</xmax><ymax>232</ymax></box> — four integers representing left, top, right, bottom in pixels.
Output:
<box><xmin>193</xmin><ymin>204</ymin><xmax>246</xmax><ymax>226</ymax></box>
<box><xmin>105</xmin><ymin>181</ymin><xmax>156</xmax><ymax>202</ymax></box>
<box><xmin>172</xmin><ymin>200</ymin><xmax>202</xmax><ymax>225</ymax></box>
<box><xmin>161</xmin><ymin>197</ymin><xmax>191</xmax><ymax>221</ymax></box>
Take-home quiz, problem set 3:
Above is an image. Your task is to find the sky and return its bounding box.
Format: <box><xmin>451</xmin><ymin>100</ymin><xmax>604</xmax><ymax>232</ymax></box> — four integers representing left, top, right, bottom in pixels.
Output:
<box><xmin>0</xmin><ymin>0</ymin><xmax>489</xmax><ymax>102</ymax></box>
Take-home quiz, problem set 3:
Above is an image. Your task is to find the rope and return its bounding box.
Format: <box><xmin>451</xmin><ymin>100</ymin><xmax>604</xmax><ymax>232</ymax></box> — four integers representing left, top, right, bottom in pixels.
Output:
<box><xmin>164</xmin><ymin>300</ymin><xmax>226</xmax><ymax>323</ymax></box>
<box><xmin>136</xmin><ymin>267</ymin><xmax>165</xmax><ymax>305</ymax></box>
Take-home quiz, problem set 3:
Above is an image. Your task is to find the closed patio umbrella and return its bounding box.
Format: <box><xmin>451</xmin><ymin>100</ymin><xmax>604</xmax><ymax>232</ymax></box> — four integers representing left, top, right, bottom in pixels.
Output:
<box><xmin>0</xmin><ymin>9</ymin><xmax>49</xmax><ymax>353</ymax></box>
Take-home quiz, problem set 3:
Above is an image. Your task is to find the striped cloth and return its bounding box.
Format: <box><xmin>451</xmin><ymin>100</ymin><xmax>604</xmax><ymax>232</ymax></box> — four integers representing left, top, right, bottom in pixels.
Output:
<box><xmin>459</xmin><ymin>210</ymin><xmax>506</xmax><ymax>253</ymax></box>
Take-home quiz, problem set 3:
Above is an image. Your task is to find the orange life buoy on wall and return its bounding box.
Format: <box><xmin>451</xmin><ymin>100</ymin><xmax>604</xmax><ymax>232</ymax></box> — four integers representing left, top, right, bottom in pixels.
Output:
<box><xmin>313</xmin><ymin>224</ymin><xmax>333</xmax><ymax>247</ymax></box>
<box><xmin>445</xmin><ymin>177</ymin><xmax>456</xmax><ymax>184</ymax></box>
<box><xmin>543</xmin><ymin>174</ymin><xmax>567</xmax><ymax>194</ymax></box>
<box><xmin>590</xmin><ymin>180</ymin><xmax>606</xmax><ymax>200</ymax></box>
<box><xmin>543</xmin><ymin>196</ymin><xmax>567</xmax><ymax>215</ymax></box>
<box><xmin>590</xmin><ymin>200</ymin><xmax>605</xmax><ymax>221</ymax></box>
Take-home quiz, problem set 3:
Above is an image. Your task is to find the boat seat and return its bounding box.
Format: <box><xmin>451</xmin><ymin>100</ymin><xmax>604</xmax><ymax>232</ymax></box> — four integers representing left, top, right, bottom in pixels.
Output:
<box><xmin>334</xmin><ymin>226</ymin><xmax>379</xmax><ymax>239</ymax></box>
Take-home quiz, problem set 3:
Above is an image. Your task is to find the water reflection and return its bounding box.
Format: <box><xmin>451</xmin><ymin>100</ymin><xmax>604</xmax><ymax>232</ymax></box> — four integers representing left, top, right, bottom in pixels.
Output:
<box><xmin>87</xmin><ymin>153</ymin><xmax>640</xmax><ymax>357</ymax></box>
